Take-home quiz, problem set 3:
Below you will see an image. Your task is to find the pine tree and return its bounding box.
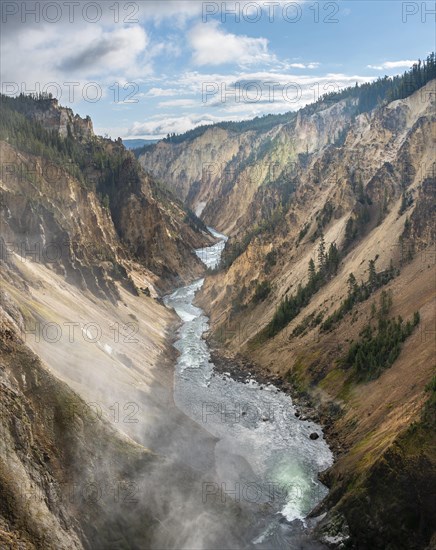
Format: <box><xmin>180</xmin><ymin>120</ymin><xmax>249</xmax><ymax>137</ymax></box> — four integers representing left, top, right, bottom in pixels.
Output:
<box><xmin>347</xmin><ymin>273</ymin><xmax>357</xmax><ymax>295</ymax></box>
<box><xmin>345</xmin><ymin>217</ymin><xmax>355</xmax><ymax>245</ymax></box>
<box><xmin>308</xmin><ymin>258</ymin><xmax>316</xmax><ymax>287</ymax></box>
<box><xmin>326</xmin><ymin>242</ymin><xmax>339</xmax><ymax>274</ymax></box>
<box><xmin>318</xmin><ymin>233</ymin><xmax>326</xmax><ymax>270</ymax></box>
<box><xmin>379</xmin><ymin>290</ymin><xmax>392</xmax><ymax>316</ymax></box>
<box><xmin>399</xmin><ymin>192</ymin><xmax>408</xmax><ymax>215</ymax></box>
<box><xmin>368</xmin><ymin>259</ymin><xmax>377</xmax><ymax>289</ymax></box>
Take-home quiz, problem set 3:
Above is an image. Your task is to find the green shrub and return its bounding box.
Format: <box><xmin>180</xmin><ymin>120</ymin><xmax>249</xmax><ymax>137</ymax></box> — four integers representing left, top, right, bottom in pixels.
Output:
<box><xmin>252</xmin><ymin>281</ymin><xmax>271</xmax><ymax>303</ymax></box>
<box><xmin>343</xmin><ymin>292</ymin><xmax>420</xmax><ymax>381</ymax></box>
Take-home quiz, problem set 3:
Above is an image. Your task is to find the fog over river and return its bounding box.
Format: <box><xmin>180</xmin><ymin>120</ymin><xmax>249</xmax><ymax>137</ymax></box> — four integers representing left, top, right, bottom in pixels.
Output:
<box><xmin>164</xmin><ymin>228</ymin><xmax>333</xmax><ymax>548</ymax></box>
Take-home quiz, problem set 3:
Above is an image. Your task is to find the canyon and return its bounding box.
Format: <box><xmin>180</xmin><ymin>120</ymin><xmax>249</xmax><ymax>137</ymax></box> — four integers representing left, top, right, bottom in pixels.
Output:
<box><xmin>139</xmin><ymin>73</ymin><xmax>436</xmax><ymax>549</ymax></box>
<box><xmin>1</xmin><ymin>64</ymin><xmax>435</xmax><ymax>549</ymax></box>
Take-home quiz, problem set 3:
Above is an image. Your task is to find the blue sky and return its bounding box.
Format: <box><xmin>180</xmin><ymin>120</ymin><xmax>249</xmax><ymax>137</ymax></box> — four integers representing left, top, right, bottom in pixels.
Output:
<box><xmin>1</xmin><ymin>1</ymin><xmax>434</xmax><ymax>138</ymax></box>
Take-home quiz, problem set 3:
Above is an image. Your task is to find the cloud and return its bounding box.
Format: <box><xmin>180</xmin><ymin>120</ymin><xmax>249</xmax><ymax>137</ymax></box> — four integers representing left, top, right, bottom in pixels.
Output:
<box><xmin>1</xmin><ymin>23</ymin><xmax>153</xmax><ymax>103</ymax></box>
<box><xmin>59</xmin><ymin>27</ymin><xmax>148</xmax><ymax>73</ymax></box>
<box><xmin>0</xmin><ymin>0</ymin><xmax>389</xmax><ymax>141</ymax></box>
<box><xmin>140</xmin><ymin>0</ymin><xmax>203</xmax><ymax>24</ymax></box>
<box><xmin>141</xmin><ymin>0</ymin><xmax>305</xmax><ymax>24</ymax></box>
<box><xmin>143</xmin><ymin>0</ymin><xmax>295</xmax><ymax>25</ymax></box>
<box><xmin>150</xmin><ymin>41</ymin><xmax>182</xmax><ymax>59</ymax></box>
<box><xmin>288</xmin><ymin>62</ymin><xmax>320</xmax><ymax>69</ymax></box>
<box><xmin>145</xmin><ymin>88</ymin><xmax>185</xmax><ymax>97</ymax></box>
<box><xmin>367</xmin><ymin>60</ymin><xmax>416</xmax><ymax>71</ymax></box>
<box><xmin>157</xmin><ymin>99</ymin><xmax>198</xmax><ymax>108</ymax></box>
<box><xmin>178</xmin><ymin>69</ymin><xmax>374</xmax><ymax>108</ymax></box>
<box><xmin>188</xmin><ymin>21</ymin><xmax>272</xmax><ymax>67</ymax></box>
<box><xmin>128</xmin><ymin>113</ymin><xmax>228</xmax><ymax>137</ymax></box>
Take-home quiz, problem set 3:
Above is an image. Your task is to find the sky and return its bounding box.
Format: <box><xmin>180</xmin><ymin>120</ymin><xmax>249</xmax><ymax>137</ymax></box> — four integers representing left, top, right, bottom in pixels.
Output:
<box><xmin>1</xmin><ymin>0</ymin><xmax>435</xmax><ymax>139</ymax></box>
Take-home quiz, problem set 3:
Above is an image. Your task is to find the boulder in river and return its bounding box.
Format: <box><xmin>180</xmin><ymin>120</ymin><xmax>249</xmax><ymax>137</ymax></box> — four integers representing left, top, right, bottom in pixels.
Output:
<box><xmin>310</xmin><ymin>432</ymin><xmax>320</xmax><ymax>440</ymax></box>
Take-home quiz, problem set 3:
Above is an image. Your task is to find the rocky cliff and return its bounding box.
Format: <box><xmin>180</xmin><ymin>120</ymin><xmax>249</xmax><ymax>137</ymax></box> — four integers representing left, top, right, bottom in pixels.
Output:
<box><xmin>1</xmin><ymin>94</ymin><xmax>213</xmax><ymax>296</ymax></box>
<box><xmin>139</xmin><ymin>97</ymin><xmax>357</xmax><ymax>233</ymax></box>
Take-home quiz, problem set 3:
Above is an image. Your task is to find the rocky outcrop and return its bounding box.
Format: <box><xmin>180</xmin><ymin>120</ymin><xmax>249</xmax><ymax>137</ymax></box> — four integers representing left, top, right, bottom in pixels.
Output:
<box><xmin>10</xmin><ymin>96</ymin><xmax>94</xmax><ymax>140</ymax></box>
<box><xmin>104</xmin><ymin>152</ymin><xmax>212</xmax><ymax>290</ymax></box>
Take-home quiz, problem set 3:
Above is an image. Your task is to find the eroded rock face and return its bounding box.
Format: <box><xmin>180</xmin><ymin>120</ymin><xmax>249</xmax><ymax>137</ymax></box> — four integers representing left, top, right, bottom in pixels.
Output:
<box><xmin>0</xmin><ymin>140</ymin><xmax>126</xmax><ymax>302</ymax></box>
<box><xmin>140</xmin><ymin>83</ymin><xmax>434</xmax><ymax>242</ymax></box>
<box><xmin>139</xmin><ymin>98</ymin><xmax>357</xmax><ymax>234</ymax></box>
<box><xmin>177</xmin><ymin>83</ymin><xmax>435</xmax><ymax>356</ymax></box>
<box><xmin>0</xmin><ymin>97</ymin><xmax>212</xmax><ymax>299</ymax></box>
<box><xmin>106</xmin><ymin>155</ymin><xmax>212</xmax><ymax>290</ymax></box>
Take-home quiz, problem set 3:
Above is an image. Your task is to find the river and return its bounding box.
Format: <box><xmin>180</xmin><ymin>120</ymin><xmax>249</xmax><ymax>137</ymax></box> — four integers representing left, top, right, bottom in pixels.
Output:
<box><xmin>164</xmin><ymin>228</ymin><xmax>333</xmax><ymax>548</ymax></box>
